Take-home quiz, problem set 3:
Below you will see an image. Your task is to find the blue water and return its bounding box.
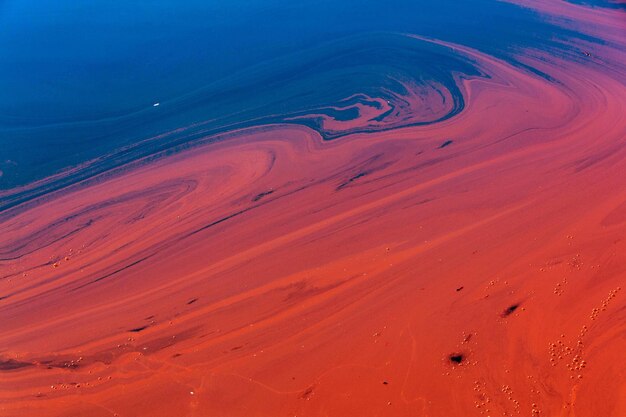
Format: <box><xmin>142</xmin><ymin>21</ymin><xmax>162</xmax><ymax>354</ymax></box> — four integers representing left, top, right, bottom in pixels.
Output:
<box><xmin>0</xmin><ymin>0</ymin><xmax>601</xmax><ymax>207</ymax></box>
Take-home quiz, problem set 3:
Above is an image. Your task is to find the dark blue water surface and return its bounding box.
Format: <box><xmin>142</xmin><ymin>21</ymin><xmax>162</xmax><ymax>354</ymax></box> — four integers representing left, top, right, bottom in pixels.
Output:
<box><xmin>0</xmin><ymin>0</ymin><xmax>600</xmax><ymax>210</ymax></box>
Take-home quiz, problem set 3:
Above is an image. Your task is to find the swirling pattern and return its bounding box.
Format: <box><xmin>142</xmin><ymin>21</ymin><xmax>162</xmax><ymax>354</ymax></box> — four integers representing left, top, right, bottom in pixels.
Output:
<box><xmin>1</xmin><ymin>0</ymin><xmax>626</xmax><ymax>416</ymax></box>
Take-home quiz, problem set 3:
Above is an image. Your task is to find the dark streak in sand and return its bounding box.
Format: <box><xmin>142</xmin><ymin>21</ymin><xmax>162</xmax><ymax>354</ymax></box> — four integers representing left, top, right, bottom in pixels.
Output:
<box><xmin>129</xmin><ymin>325</ymin><xmax>149</xmax><ymax>333</ymax></box>
<box><xmin>501</xmin><ymin>303</ymin><xmax>520</xmax><ymax>317</ymax></box>
<box><xmin>71</xmin><ymin>254</ymin><xmax>155</xmax><ymax>291</ymax></box>
<box><xmin>253</xmin><ymin>190</ymin><xmax>275</xmax><ymax>201</ymax></box>
<box><xmin>0</xmin><ymin>358</ymin><xmax>34</xmax><ymax>371</ymax></box>
<box><xmin>438</xmin><ymin>140</ymin><xmax>453</xmax><ymax>149</ymax></box>
<box><xmin>449</xmin><ymin>353</ymin><xmax>464</xmax><ymax>364</ymax></box>
<box><xmin>337</xmin><ymin>172</ymin><xmax>368</xmax><ymax>190</ymax></box>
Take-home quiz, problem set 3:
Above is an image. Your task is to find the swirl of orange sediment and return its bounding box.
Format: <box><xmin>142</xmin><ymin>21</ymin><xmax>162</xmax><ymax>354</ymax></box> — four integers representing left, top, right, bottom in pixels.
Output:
<box><xmin>1</xmin><ymin>22</ymin><xmax>626</xmax><ymax>417</ymax></box>
<box><xmin>284</xmin><ymin>76</ymin><xmax>456</xmax><ymax>135</ymax></box>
